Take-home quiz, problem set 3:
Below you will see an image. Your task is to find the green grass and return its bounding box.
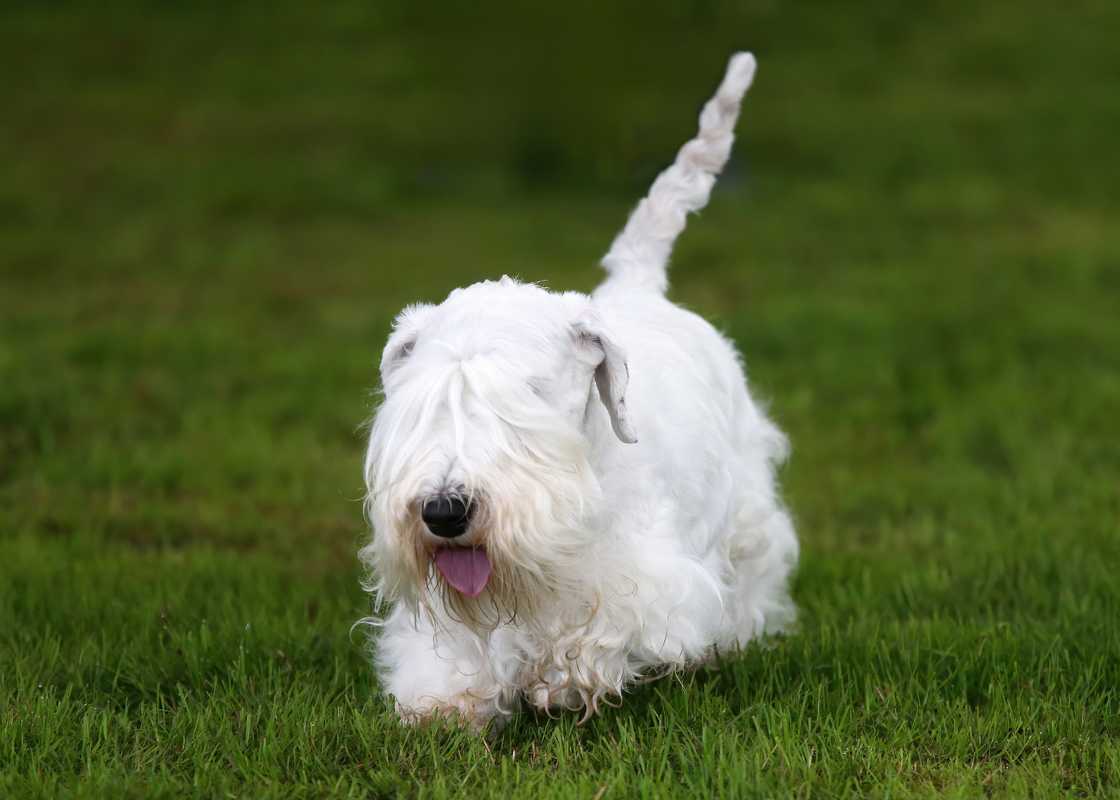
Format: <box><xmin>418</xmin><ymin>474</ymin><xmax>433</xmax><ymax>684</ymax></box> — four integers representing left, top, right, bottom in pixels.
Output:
<box><xmin>2</xmin><ymin>0</ymin><xmax>1119</xmax><ymax>797</ymax></box>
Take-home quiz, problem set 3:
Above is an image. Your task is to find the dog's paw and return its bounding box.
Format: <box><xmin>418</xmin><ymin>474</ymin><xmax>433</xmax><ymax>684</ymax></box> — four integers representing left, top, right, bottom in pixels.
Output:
<box><xmin>528</xmin><ymin>682</ymin><xmax>583</xmax><ymax>716</ymax></box>
<box><xmin>395</xmin><ymin>693</ymin><xmax>508</xmax><ymax>733</ymax></box>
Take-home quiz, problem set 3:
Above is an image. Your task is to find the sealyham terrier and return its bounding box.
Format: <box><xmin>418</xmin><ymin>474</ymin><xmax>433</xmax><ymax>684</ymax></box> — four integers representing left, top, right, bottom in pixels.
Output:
<box><xmin>360</xmin><ymin>52</ymin><xmax>798</xmax><ymax>729</ymax></box>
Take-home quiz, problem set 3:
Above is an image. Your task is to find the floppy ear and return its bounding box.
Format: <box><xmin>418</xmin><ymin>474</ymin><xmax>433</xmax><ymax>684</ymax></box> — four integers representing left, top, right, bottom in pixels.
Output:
<box><xmin>573</xmin><ymin>320</ymin><xmax>638</xmax><ymax>444</ymax></box>
<box><xmin>380</xmin><ymin>303</ymin><xmax>434</xmax><ymax>386</ymax></box>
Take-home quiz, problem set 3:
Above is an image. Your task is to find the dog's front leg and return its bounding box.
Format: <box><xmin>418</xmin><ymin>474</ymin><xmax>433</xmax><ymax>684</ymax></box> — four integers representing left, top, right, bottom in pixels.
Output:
<box><xmin>517</xmin><ymin>623</ymin><xmax>633</xmax><ymax>722</ymax></box>
<box><xmin>375</xmin><ymin>606</ymin><xmax>515</xmax><ymax>731</ymax></box>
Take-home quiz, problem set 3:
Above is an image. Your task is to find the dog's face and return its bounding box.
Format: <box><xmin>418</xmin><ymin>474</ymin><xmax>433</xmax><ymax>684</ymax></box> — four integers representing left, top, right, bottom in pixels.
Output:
<box><xmin>362</xmin><ymin>277</ymin><xmax>635</xmax><ymax>626</ymax></box>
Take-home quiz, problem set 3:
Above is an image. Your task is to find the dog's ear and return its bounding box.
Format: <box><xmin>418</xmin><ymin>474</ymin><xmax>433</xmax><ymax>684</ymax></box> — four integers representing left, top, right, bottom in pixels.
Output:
<box><xmin>573</xmin><ymin>320</ymin><xmax>638</xmax><ymax>444</ymax></box>
<box><xmin>380</xmin><ymin>303</ymin><xmax>434</xmax><ymax>386</ymax></box>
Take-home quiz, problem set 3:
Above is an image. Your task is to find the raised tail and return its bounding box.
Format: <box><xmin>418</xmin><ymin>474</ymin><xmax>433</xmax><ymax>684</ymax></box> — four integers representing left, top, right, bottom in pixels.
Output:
<box><xmin>599</xmin><ymin>52</ymin><xmax>756</xmax><ymax>295</ymax></box>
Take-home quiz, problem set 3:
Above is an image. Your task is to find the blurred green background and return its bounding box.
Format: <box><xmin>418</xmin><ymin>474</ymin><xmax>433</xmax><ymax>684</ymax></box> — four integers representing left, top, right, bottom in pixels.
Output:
<box><xmin>2</xmin><ymin>1</ymin><xmax>1118</xmax><ymax>797</ymax></box>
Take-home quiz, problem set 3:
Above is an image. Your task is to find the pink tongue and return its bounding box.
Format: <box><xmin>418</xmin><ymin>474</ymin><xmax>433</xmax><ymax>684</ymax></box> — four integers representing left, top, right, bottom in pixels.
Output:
<box><xmin>433</xmin><ymin>548</ymin><xmax>492</xmax><ymax>597</ymax></box>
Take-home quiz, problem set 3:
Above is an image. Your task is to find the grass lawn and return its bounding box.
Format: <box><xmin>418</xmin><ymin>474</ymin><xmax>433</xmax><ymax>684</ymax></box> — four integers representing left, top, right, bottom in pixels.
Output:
<box><xmin>2</xmin><ymin>1</ymin><xmax>1118</xmax><ymax>797</ymax></box>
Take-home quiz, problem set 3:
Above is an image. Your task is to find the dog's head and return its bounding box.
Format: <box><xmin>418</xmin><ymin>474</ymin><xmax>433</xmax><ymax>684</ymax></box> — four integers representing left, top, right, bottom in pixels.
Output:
<box><xmin>361</xmin><ymin>277</ymin><xmax>636</xmax><ymax>626</ymax></box>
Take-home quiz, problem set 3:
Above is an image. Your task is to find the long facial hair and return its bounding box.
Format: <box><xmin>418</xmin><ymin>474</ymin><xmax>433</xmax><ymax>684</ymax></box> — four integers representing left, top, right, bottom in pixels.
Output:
<box><xmin>362</xmin><ymin>355</ymin><xmax>602</xmax><ymax>633</ymax></box>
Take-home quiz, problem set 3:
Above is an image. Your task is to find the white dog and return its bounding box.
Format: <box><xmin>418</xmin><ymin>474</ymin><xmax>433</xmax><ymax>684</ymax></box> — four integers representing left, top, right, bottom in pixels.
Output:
<box><xmin>360</xmin><ymin>52</ymin><xmax>798</xmax><ymax>729</ymax></box>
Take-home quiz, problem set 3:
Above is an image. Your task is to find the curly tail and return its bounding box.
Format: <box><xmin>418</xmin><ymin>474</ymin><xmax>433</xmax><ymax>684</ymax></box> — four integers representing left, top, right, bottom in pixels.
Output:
<box><xmin>599</xmin><ymin>52</ymin><xmax>757</xmax><ymax>295</ymax></box>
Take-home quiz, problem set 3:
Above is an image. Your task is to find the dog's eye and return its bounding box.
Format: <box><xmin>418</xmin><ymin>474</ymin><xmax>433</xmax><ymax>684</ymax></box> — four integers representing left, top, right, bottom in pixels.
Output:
<box><xmin>389</xmin><ymin>337</ymin><xmax>416</xmax><ymax>366</ymax></box>
<box><xmin>381</xmin><ymin>337</ymin><xmax>418</xmax><ymax>384</ymax></box>
<box><xmin>396</xmin><ymin>338</ymin><xmax>416</xmax><ymax>361</ymax></box>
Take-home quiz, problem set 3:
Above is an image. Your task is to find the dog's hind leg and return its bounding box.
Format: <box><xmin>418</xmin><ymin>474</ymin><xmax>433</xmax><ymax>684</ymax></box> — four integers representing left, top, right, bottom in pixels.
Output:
<box><xmin>719</xmin><ymin>503</ymin><xmax>799</xmax><ymax>648</ymax></box>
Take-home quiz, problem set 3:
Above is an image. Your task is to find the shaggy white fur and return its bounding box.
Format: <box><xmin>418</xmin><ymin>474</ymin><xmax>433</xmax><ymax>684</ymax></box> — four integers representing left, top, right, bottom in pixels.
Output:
<box><xmin>360</xmin><ymin>52</ymin><xmax>798</xmax><ymax>729</ymax></box>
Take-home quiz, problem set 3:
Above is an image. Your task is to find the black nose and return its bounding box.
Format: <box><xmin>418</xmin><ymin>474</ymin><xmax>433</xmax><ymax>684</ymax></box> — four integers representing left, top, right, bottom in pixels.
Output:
<box><xmin>421</xmin><ymin>495</ymin><xmax>474</xmax><ymax>539</ymax></box>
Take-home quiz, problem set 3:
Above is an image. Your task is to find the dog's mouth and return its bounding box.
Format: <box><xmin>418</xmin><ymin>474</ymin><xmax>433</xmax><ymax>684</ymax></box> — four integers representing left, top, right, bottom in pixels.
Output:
<box><xmin>433</xmin><ymin>547</ymin><xmax>491</xmax><ymax>597</ymax></box>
